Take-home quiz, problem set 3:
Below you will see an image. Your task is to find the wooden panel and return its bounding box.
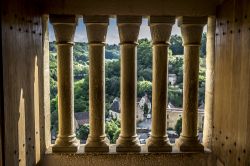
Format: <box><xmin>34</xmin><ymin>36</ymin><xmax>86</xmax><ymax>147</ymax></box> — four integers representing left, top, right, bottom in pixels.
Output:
<box><xmin>213</xmin><ymin>0</ymin><xmax>250</xmax><ymax>165</ymax></box>
<box><xmin>1</xmin><ymin>0</ymin><xmax>45</xmax><ymax>165</ymax></box>
<box><xmin>0</xmin><ymin>1</ymin><xmax>4</xmax><ymax>165</ymax></box>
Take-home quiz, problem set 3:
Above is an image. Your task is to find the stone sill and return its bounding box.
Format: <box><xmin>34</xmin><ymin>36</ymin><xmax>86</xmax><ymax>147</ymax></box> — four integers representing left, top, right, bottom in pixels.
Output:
<box><xmin>42</xmin><ymin>145</ymin><xmax>212</xmax><ymax>166</ymax></box>
<box><xmin>45</xmin><ymin>144</ymin><xmax>211</xmax><ymax>154</ymax></box>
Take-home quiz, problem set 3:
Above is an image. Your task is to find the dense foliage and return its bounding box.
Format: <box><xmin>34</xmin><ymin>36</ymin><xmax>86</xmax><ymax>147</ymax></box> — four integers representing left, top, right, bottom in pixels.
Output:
<box><xmin>175</xmin><ymin>117</ymin><xmax>182</xmax><ymax>136</ymax></box>
<box><xmin>105</xmin><ymin>119</ymin><xmax>120</xmax><ymax>143</ymax></box>
<box><xmin>50</xmin><ymin>33</ymin><xmax>207</xmax><ymax>141</ymax></box>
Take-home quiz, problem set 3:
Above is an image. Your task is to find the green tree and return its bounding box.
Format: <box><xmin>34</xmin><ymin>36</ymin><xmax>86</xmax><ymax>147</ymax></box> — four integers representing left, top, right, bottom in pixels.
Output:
<box><xmin>198</xmin><ymin>58</ymin><xmax>206</xmax><ymax>105</ymax></box>
<box><xmin>137</xmin><ymin>38</ymin><xmax>152</xmax><ymax>81</ymax></box>
<box><xmin>50</xmin><ymin>96</ymin><xmax>58</xmax><ymax>115</ymax></box>
<box><xmin>105</xmin><ymin>119</ymin><xmax>120</xmax><ymax>143</ymax></box>
<box><xmin>143</xmin><ymin>103</ymin><xmax>149</xmax><ymax>115</ymax></box>
<box><xmin>73</xmin><ymin>42</ymin><xmax>89</xmax><ymax>63</ymax></box>
<box><xmin>105</xmin><ymin>44</ymin><xmax>119</xmax><ymax>59</ymax></box>
<box><xmin>76</xmin><ymin>124</ymin><xmax>89</xmax><ymax>140</ymax></box>
<box><xmin>168</xmin><ymin>85</ymin><xmax>183</xmax><ymax>107</ymax></box>
<box><xmin>169</xmin><ymin>35</ymin><xmax>183</xmax><ymax>55</ymax></box>
<box><xmin>168</xmin><ymin>53</ymin><xmax>184</xmax><ymax>84</ymax></box>
<box><xmin>137</xmin><ymin>80</ymin><xmax>152</xmax><ymax>98</ymax></box>
<box><xmin>175</xmin><ymin>117</ymin><xmax>182</xmax><ymax>136</ymax></box>
<box><xmin>50</xmin><ymin>96</ymin><xmax>58</xmax><ymax>135</ymax></box>
<box><xmin>169</xmin><ymin>33</ymin><xmax>207</xmax><ymax>56</ymax></box>
<box><xmin>74</xmin><ymin>76</ymin><xmax>89</xmax><ymax>113</ymax></box>
<box><xmin>49</xmin><ymin>36</ymin><xmax>207</xmax><ymax>141</ymax></box>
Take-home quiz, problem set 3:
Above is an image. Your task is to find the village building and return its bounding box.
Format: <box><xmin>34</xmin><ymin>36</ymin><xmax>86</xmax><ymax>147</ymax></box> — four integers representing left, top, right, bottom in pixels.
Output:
<box><xmin>109</xmin><ymin>95</ymin><xmax>151</xmax><ymax>122</ymax></box>
<box><xmin>167</xmin><ymin>107</ymin><xmax>204</xmax><ymax>131</ymax></box>
<box><xmin>74</xmin><ymin>112</ymin><xmax>89</xmax><ymax>129</ymax></box>
<box><xmin>109</xmin><ymin>97</ymin><xmax>121</xmax><ymax>119</ymax></box>
<box><xmin>168</xmin><ymin>74</ymin><xmax>177</xmax><ymax>85</ymax></box>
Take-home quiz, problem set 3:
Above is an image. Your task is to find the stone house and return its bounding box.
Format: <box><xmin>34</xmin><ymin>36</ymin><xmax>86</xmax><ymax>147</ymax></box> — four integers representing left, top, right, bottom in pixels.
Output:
<box><xmin>74</xmin><ymin>112</ymin><xmax>89</xmax><ymax>129</ymax></box>
<box><xmin>168</xmin><ymin>73</ymin><xmax>177</xmax><ymax>85</ymax></box>
<box><xmin>167</xmin><ymin>108</ymin><xmax>204</xmax><ymax>131</ymax></box>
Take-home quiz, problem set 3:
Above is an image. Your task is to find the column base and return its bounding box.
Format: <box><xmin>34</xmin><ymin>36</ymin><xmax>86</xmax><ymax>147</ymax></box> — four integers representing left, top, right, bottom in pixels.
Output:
<box><xmin>52</xmin><ymin>135</ymin><xmax>80</xmax><ymax>152</ymax></box>
<box><xmin>146</xmin><ymin>136</ymin><xmax>172</xmax><ymax>152</ymax></box>
<box><xmin>85</xmin><ymin>136</ymin><xmax>110</xmax><ymax>152</ymax></box>
<box><xmin>175</xmin><ymin>135</ymin><xmax>204</xmax><ymax>152</ymax></box>
<box><xmin>116</xmin><ymin>135</ymin><xmax>141</xmax><ymax>152</ymax></box>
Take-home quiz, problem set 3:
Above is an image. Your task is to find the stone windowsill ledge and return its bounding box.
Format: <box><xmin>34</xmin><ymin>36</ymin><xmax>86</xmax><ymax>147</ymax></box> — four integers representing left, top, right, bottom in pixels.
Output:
<box><xmin>45</xmin><ymin>144</ymin><xmax>211</xmax><ymax>154</ymax></box>
<box><xmin>43</xmin><ymin>145</ymin><xmax>212</xmax><ymax>166</ymax></box>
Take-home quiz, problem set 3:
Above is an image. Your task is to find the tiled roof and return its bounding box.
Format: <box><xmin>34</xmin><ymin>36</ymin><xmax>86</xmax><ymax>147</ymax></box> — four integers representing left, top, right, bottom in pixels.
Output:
<box><xmin>74</xmin><ymin>112</ymin><xmax>89</xmax><ymax>125</ymax></box>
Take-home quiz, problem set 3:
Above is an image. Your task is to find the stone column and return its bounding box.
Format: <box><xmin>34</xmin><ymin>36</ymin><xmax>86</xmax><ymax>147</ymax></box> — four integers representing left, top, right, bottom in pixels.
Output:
<box><xmin>175</xmin><ymin>16</ymin><xmax>207</xmax><ymax>152</ymax></box>
<box><xmin>50</xmin><ymin>15</ymin><xmax>79</xmax><ymax>152</ymax></box>
<box><xmin>203</xmin><ymin>16</ymin><xmax>215</xmax><ymax>149</ymax></box>
<box><xmin>84</xmin><ymin>16</ymin><xmax>109</xmax><ymax>152</ymax></box>
<box><xmin>146</xmin><ymin>16</ymin><xmax>175</xmax><ymax>152</ymax></box>
<box><xmin>116</xmin><ymin>16</ymin><xmax>142</xmax><ymax>152</ymax></box>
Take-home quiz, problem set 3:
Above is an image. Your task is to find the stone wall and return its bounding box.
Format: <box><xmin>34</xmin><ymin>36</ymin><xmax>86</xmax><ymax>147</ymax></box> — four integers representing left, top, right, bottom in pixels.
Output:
<box><xmin>167</xmin><ymin>109</ymin><xmax>204</xmax><ymax>130</ymax></box>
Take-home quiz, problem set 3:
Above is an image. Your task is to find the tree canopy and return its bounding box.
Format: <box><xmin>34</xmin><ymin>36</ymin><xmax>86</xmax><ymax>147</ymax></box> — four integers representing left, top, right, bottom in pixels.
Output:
<box><xmin>49</xmin><ymin>33</ymin><xmax>207</xmax><ymax>141</ymax></box>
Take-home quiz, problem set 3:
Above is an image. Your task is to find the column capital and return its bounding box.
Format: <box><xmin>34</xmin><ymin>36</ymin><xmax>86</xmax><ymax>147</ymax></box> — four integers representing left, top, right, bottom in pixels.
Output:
<box><xmin>149</xmin><ymin>16</ymin><xmax>175</xmax><ymax>45</ymax></box>
<box><xmin>116</xmin><ymin>15</ymin><xmax>141</xmax><ymax>152</ymax></box>
<box><xmin>175</xmin><ymin>16</ymin><xmax>205</xmax><ymax>152</ymax></box>
<box><xmin>50</xmin><ymin>15</ymin><xmax>77</xmax><ymax>44</ymax></box>
<box><xmin>149</xmin><ymin>16</ymin><xmax>175</xmax><ymax>24</ymax></box>
<box><xmin>177</xmin><ymin>16</ymin><xmax>207</xmax><ymax>26</ymax></box>
<box><xmin>117</xmin><ymin>16</ymin><xmax>142</xmax><ymax>44</ymax></box>
<box><xmin>84</xmin><ymin>16</ymin><xmax>109</xmax><ymax>152</ymax></box>
<box><xmin>84</xmin><ymin>15</ymin><xmax>109</xmax><ymax>23</ymax></box>
<box><xmin>51</xmin><ymin>15</ymin><xmax>79</xmax><ymax>152</ymax></box>
<box><xmin>177</xmin><ymin>16</ymin><xmax>207</xmax><ymax>46</ymax></box>
<box><xmin>146</xmin><ymin>16</ymin><xmax>174</xmax><ymax>152</ymax></box>
<box><xmin>84</xmin><ymin>16</ymin><xmax>109</xmax><ymax>44</ymax></box>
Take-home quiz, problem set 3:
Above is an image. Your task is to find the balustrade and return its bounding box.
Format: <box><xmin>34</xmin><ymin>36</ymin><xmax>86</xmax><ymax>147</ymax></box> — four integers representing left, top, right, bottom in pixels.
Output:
<box><xmin>50</xmin><ymin>15</ymin><xmax>209</xmax><ymax>153</ymax></box>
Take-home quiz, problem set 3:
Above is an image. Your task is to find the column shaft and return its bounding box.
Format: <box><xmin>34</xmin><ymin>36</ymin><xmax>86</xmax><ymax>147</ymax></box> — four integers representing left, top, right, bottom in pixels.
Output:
<box><xmin>84</xmin><ymin>16</ymin><xmax>109</xmax><ymax>152</ymax></box>
<box><xmin>50</xmin><ymin>15</ymin><xmax>79</xmax><ymax>152</ymax></box>
<box><xmin>175</xmin><ymin>16</ymin><xmax>207</xmax><ymax>152</ymax></box>
<box><xmin>151</xmin><ymin>45</ymin><xmax>168</xmax><ymax>137</ymax></box>
<box><xmin>116</xmin><ymin>16</ymin><xmax>141</xmax><ymax>152</ymax></box>
<box><xmin>57</xmin><ymin>44</ymin><xmax>75</xmax><ymax>137</ymax></box>
<box><xmin>203</xmin><ymin>16</ymin><xmax>216</xmax><ymax>149</ymax></box>
<box><xmin>182</xmin><ymin>46</ymin><xmax>200</xmax><ymax>137</ymax></box>
<box><xmin>146</xmin><ymin>16</ymin><xmax>174</xmax><ymax>152</ymax></box>
<box><xmin>88</xmin><ymin>45</ymin><xmax>105</xmax><ymax>138</ymax></box>
<box><xmin>120</xmin><ymin>44</ymin><xmax>137</xmax><ymax>137</ymax></box>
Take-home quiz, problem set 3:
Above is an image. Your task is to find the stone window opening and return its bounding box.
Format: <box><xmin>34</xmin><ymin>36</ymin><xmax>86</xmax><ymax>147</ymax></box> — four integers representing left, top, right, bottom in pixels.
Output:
<box><xmin>47</xmin><ymin>15</ymin><xmax>213</xmax><ymax>154</ymax></box>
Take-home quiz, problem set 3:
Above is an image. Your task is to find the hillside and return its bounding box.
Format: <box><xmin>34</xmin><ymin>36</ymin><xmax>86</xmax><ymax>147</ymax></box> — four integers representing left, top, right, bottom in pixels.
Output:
<box><xmin>49</xmin><ymin>35</ymin><xmax>207</xmax><ymax>137</ymax></box>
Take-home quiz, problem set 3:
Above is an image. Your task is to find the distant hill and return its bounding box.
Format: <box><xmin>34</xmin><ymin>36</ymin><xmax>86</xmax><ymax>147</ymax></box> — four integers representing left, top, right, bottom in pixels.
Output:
<box><xmin>49</xmin><ymin>37</ymin><xmax>206</xmax><ymax>124</ymax></box>
<box><xmin>49</xmin><ymin>41</ymin><xmax>120</xmax><ymax>61</ymax></box>
<box><xmin>49</xmin><ymin>36</ymin><xmax>207</xmax><ymax>142</ymax></box>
